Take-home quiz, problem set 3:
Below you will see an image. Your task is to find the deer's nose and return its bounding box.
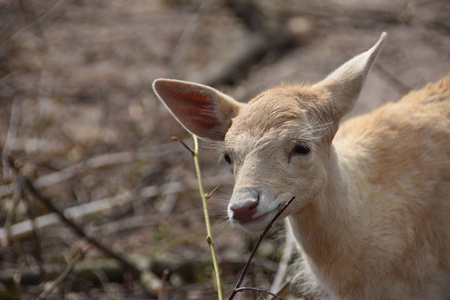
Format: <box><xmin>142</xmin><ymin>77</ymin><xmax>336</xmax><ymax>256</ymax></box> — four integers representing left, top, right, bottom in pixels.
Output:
<box><xmin>229</xmin><ymin>199</ymin><xmax>259</xmax><ymax>223</ymax></box>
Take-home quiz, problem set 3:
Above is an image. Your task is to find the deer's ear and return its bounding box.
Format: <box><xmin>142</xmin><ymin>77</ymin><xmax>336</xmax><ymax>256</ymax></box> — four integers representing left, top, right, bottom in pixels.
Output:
<box><xmin>153</xmin><ymin>79</ymin><xmax>243</xmax><ymax>141</ymax></box>
<box><xmin>315</xmin><ymin>33</ymin><xmax>386</xmax><ymax>122</ymax></box>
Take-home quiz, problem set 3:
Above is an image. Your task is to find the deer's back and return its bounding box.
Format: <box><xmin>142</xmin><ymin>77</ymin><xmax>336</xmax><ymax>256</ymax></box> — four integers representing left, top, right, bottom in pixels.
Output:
<box><xmin>331</xmin><ymin>77</ymin><xmax>450</xmax><ymax>298</ymax></box>
<box><xmin>335</xmin><ymin>76</ymin><xmax>450</xmax><ymax>192</ymax></box>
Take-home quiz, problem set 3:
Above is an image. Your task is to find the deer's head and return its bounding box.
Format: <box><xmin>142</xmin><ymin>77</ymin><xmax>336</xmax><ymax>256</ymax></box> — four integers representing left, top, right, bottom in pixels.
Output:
<box><xmin>153</xmin><ymin>33</ymin><xmax>385</xmax><ymax>231</ymax></box>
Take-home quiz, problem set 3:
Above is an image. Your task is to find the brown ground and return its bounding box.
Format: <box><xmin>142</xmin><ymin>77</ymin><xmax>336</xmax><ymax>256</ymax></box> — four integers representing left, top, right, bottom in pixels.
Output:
<box><xmin>0</xmin><ymin>0</ymin><xmax>449</xmax><ymax>299</ymax></box>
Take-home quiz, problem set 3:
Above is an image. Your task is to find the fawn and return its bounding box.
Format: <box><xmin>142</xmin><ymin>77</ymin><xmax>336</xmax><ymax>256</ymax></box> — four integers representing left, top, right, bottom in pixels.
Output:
<box><xmin>153</xmin><ymin>33</ymin><xmax>450</xmax><ymax>299</ymax></box>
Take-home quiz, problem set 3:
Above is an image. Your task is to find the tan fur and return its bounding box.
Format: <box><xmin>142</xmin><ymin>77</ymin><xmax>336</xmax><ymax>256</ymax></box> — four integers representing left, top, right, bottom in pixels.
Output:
<box><xmin>285</xmin><ymin>76</ymin><xmax>450</xmax><ymax>299</ymax></box>
<box><xmin>152</xmin><ymin>34</ymin><xmax>450</xmax><ymax>299</ymax></box>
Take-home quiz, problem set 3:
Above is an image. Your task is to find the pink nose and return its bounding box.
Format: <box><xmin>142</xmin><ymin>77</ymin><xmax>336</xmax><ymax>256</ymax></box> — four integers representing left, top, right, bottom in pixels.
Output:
<box><xmin>230</xmin><ymin>200</ymin><xmax>259</xmax><ymax>223</ymax></box>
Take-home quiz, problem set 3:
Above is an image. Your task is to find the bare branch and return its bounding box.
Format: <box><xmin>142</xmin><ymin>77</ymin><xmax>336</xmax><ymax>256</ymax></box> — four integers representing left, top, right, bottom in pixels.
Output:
<box><xmin>171</xmin><ymin>136</ymin><xmax>194</xmax><ymax>155</ymax></box>
<box><xmin>206</xmin><ymin>185</ymin><xmax>221</xmax><ymax>199</ymax></box>
<box><xmin>6</xmin><ymin>158</ymin><xmax>141</xmax><ymax>279</ymax></box>
<box><xmin>0</xmin><ymin>192</ymin><xmax>133</xmax><ymax>244</ymax></box>
<box><xmin>235</xmin><ymin>287</ymin><xmax>284</xmax><ymax>300</ymax></box>
<box><xmin>228</xmin><ymin>196</ymin><xmax>295</xmax><ymax>300</ymax></box>
<box><xmin>37</xmin><ymin>244</ymin><xmax>92</xmax><ymax>300</ymax></box>
<box><xmin>191</xmin><ymin>135</ymin><xmax>224</xmax><ymax>300</ymax></box>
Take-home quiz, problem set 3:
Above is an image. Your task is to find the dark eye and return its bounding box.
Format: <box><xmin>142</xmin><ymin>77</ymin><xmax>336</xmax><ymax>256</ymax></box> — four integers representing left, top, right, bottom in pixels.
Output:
<box><xmin>294</xmin><ymin>143</ymin><xmax>310</xmax><ymax>155</ymax></box>
<box><xmin>223</xmin><ymin>153</ymin><xmax>232</xmax><ymax>164</ymax></box>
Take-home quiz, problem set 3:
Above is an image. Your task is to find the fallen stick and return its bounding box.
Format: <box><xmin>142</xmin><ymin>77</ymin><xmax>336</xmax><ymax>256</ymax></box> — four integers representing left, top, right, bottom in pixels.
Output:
<box><xmin>5</xmin><ymin>158</ymin><xmax>142</xmax><ymax>279</ymax></box>
<box><xmin>0</xmin><ymin>192</ymin><xmax>133</xmax><ymax>245</ymax></box>
<box><xmin>37</xmin><ymin>244</ymin><xmax>92</xmax><ymax>300</ymax></box>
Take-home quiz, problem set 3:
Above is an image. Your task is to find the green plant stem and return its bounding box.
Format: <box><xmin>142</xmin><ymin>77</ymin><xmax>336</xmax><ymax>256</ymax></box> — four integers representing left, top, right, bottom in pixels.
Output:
<box><xmin>192</xmin><ymin>135</ymin><xmax>224</xmax><ymax>300</ymax></box>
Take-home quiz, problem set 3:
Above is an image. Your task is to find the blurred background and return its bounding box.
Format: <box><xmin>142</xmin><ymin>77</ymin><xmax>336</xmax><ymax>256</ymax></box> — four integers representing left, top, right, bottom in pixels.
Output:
<box><xmin>0</xmin><ymin>0</ymin><xmax>449</xmax><ymax>299</ymax></box>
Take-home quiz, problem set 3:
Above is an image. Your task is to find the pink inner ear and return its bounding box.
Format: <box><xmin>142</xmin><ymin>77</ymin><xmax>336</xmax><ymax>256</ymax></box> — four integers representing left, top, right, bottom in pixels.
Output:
<box><xmin>160</xmin><ymin>87</ymin><xmax>224</xmax><ymax>138</ymax></box>
<box><xmin>176</xmin><ymin>93</ymin><xmax>220</xmax><ymax>127</ymax></box>
<box><xmin>154</xmin><ymin>79</ymin><xmax>233</xmax><ymax>140</ymax></box>
<box><xmin>179</xmin><ymin>104</ymin><xmax>221</xmax><ymax>128</ymax></box>
<box><xmin>186</xmin><ymin>93</ymin><xmax>222</xmax><ymax>126</ymax></box>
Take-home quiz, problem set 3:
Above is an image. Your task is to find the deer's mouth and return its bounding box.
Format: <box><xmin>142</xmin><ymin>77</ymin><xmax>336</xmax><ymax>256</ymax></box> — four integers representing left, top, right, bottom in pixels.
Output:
<box><xmin>235</xmin><ymin>209</ymin><xmax>278</xmax><ymax>232</ymax></box>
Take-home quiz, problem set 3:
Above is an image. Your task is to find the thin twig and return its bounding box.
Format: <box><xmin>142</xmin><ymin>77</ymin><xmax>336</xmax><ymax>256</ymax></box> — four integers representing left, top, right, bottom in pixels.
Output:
<box><xmin>171</xmin><ymin>136</ymin><xmax>194</xmax><ymax>155</ymax></box>
<box><xmin>206</xmin><ymin>185</ymin><xmax>221</xmax><ymax>199</ymax></box>
<box><xmin>37</xmin><ymin>244</ymin><xmax>92</xmax><ymax>300</ymax></box>
<box><xmin>191</xmin><ymin>135</ymin><xmax>224</xmax><ymax>300</ymax></box>
<box><xmin>234</xmin><ymin>287</ymin><xmax>284</xmax><ymax>299</ymax></box>
<box><xmin>228</xmin><ymin>196</ymin><xmax>295</xmax><ymax>300</ymax></box>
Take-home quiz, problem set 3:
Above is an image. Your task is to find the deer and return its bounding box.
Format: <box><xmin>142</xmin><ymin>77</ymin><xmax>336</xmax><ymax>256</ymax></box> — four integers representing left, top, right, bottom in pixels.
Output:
<box><xmin>152</xmin><ymin>33</ymin><xmax>450</xmax><ymax>299</ymax></box>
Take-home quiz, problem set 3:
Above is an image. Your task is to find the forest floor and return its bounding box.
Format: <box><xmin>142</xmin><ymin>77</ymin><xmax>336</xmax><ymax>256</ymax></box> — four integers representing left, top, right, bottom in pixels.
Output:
<box><xmin>0</xmin><ymin>0</ymin><xmax>449</xmax><ymax>299</ymax></box>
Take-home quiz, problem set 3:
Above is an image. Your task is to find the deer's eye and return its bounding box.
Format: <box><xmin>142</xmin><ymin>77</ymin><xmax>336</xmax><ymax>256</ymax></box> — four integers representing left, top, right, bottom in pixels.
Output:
<box><xmin>294</xmin><ymin>143</ymin><xmax>310</xmax><ymax>155</ymax></box>
<box><xmin>223</xmin><ymin>153</ymin><xmax>232</xmax><ymax>164</ymax></box>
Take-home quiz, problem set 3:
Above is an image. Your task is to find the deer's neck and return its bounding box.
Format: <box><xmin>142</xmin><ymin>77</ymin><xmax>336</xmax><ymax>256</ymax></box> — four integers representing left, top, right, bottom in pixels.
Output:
<box><xmin>288</xmin><ymin>145</ymin><xmax>364</xmax><ymax>272</ymax></box>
